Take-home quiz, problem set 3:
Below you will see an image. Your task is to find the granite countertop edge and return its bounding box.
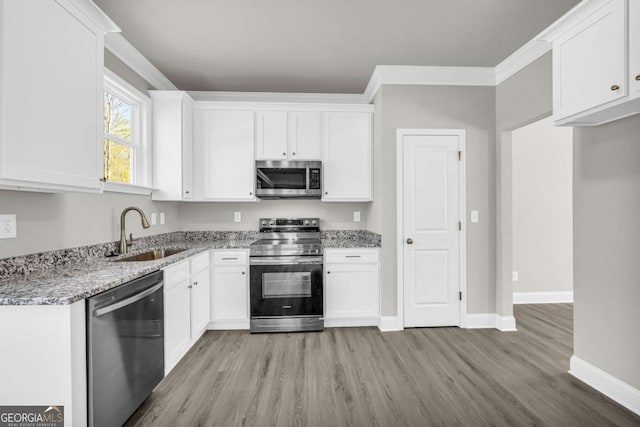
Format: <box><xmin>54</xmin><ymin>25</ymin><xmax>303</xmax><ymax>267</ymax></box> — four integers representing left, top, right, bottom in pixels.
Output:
<box><xmin>0</xmin><ymin>238</ymin><xmax>380</xmax><ymax>306</ymax></box>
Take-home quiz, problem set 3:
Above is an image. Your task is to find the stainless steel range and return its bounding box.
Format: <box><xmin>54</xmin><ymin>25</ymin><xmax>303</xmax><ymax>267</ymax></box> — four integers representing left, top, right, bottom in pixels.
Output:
<box><xmin>249</xmin><ymin>218</ymin><xmax>323</xmax><ymax>333</ymax></box>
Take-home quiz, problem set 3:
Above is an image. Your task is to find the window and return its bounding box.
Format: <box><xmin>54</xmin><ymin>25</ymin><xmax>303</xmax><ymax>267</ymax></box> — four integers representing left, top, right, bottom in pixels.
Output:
<box><xmin>103</xmin><ymin>69</ymin><xmax>151</xmax><ymax>192</ymax></box>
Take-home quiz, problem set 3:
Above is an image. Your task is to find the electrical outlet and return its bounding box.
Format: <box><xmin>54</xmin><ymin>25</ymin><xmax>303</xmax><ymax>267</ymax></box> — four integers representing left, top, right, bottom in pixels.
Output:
<box><xmin>151</xmin><ymin>213</ymin><xmax>157</xmax><ymax>226</ymax></box>
<box><xmin>353</xmin><ymin>211</ymin><xmax>361</xmax><ymax>222</ymax></box>
<box><xmin>0</xmin><ymin>214</ymin><xmax>17</xmax><ymax>239</ymax></box>
<box><xmin>160</xmin><ymin>213</ymin><xmax>165</xmax><ymax>225</ymax></box>
<box><xmin>234</xmin><ymin>212</ymin><xmax>242</xmax><ymax>223</ymax></box>
<box><xmin>512</xmin><ymin>271</ymin><xmax>519</xmax><ymax>282</ymax></box>
<box><xmin>470</xmin><ymin>210</ymin><xmax>479</xmax><ymax>223</ymax></box>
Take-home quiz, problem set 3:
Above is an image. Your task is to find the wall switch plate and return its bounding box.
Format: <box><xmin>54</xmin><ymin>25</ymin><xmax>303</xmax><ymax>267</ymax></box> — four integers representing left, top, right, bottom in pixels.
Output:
<box><xmin>0</xmin><ymin>214</ymin><xmax>17</xmax><ymax>239</ymax></box>
<box><xmin>354</xmin><ymin>211</ymin><xmax>361</xmax><ymax>222</ymax></box>
<box><xmin>160</xmin><ymin>213</ymin><xmax>165</xmax><ymax>225</ymax></box>
<box><xmin>234</xmin><ymin>211</ymin><xmax>242</xmax><ymax>223</ymax></box>
<box><xmin>150</xmin><ymin>213</ymin><xmax>157</xmax><ymax>226</ymax></box>
<box><xmin>512</xmin><ymin>271</ymin><xmax>519</xmax><ymax>282</ymax></box>
<box><xmin>470</xmin><ymin>210</ymin><xmax>479</xmax><ymax>223</ymax></box>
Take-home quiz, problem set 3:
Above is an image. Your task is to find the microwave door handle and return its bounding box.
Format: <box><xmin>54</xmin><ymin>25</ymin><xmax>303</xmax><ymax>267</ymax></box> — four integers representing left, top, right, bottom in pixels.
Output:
<box><xmin>257</xmin><ymin>169</ymin><xmax>275</xmax><ymax>188</ymax></box>
<box><xmin>306</xmin><ymin>166</ymin><xmax>310</xmax><ymax>190</ymax></box>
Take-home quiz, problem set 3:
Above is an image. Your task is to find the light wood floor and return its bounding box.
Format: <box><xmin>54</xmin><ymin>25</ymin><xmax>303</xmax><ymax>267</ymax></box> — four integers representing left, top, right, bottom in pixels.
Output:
<box><xmin>127</xmin><ymin>304</ymin><xmax>640</xmax><ymax>426</ymax></box>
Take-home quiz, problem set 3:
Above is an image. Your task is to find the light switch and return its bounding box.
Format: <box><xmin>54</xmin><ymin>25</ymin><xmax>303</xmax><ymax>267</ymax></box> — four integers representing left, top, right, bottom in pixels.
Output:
<box><xmin>0</xmin><ymin>214</ymin><xmax>17</xmax><ymax>239</ymax></box>
<box><xmin>151</xmin><ymin>213</ymin><xmax>157</xmax><ymax>226</ymax></box>
<box><xmin>470</xmin><ymin>210</ymin><xmax>479</xmax><ymax>223</ymax></box>
<box><xmin>512</xmin><ymin>271</ymin><xmax>519</xmax><ymax>282</ymax></box>
<box><xmin>160</xmin><ymin>213</ymin><xmax>165</xmax><ymax>225</ymax></box>
<box><xmin>353</xmin><ymin>211</ymin><xmax>361</xmax><ymax>222</ymax></box>
<box><xmin>234</xmin><ymin>211</ymin><xmax>242</xmax><ymax>223</ymax></box>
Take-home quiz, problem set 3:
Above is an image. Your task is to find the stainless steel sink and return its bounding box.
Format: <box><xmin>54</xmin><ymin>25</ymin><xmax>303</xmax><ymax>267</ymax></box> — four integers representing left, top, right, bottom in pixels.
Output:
<box><xmin>114</xmin><ymin>248</ymin><xmax>187</xmax><ymax>262</ymax></box>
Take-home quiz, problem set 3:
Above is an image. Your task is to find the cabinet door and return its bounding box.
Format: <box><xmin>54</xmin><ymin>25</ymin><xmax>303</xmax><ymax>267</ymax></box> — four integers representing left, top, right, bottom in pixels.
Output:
<box><xmin>630</xmin><ymin>0</ymin><xmax>640</xmax><ymax>96</ymax></box>
<box><xmin>190</xmin><ymin>268</ymin><xmax>210</xmax><ymax>338</ymax></box>
<box><xmin>201</xmin><ymin>110</ymin><xmax>255</xmax><ymax>200</ymax></box>
<box><xmin>256</xmin><ymin>111</ymin><xmax>288</xmax><ymax>160</ymax></box>
<box><xmin>553</xmin><ymin>0</ymin><xmax>627</xmax><ymax>120</ymax></box>
<box><xmin>288</xmin><ymin>112</ymin><xmax>321</xmax><ymax>160</ymax></box>
<box><xmin>325</xmin><ymin>263</ymin><xmax>379</xmax><ymax>319</ymax></box>
<box><xmin>1</xmin><ymin>0</ymin><xmax>103</xmax><ymax>190</ymax></box>
<box><xmin>211</xmin><ymin>266</ymin><xmax>248</xmax><ymax>321</ymax></box>
<box><xmin>182</xmin><ymin>102</ymin><xmax>193</xmax><ymax>199</ymax></box>
<box><xmin>164</xmin><ymin>279</ymin><xmax>191</xmax><ymax>373</ymax></box>
<box><xmin>322</xmin><ymin>112</ymin><xmax>372</xmax><ymax>201</ymax></box>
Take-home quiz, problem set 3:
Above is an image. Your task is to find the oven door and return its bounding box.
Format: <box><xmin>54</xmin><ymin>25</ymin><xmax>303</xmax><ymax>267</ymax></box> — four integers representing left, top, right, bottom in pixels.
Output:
<box><xmin>250</xmin><ymin>256</ymin><xmax>323</xmax><ymax>317</ymax></box>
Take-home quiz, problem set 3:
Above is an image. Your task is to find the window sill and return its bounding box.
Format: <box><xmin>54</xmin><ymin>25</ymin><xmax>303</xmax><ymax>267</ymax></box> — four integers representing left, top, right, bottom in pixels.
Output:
<box><xmin>103</xmin><ymin>181</ymin><xmax>153</xmax><ymax>196</ymax></box>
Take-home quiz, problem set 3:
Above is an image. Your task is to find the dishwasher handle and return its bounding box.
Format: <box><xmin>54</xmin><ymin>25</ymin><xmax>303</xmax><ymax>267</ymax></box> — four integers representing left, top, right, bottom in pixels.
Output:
<box><xmin>95</xmin><ymin>282</ymin><xmax>163</xmax><ymax>317</ymax></box>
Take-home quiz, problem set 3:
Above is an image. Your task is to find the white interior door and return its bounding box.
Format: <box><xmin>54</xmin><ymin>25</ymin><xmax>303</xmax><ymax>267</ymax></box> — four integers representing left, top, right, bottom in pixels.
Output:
<box><xmin>401</xmin><ymin>132</ymin><xmax>462</xmax><ymax>327</ymax></box>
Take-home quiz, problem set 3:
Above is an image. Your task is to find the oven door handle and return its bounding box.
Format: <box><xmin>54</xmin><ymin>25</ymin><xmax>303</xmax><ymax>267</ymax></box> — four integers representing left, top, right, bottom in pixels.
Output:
<box><xmin>250</xmin><ymin>256</ymin><xmax>324</xmax><ymax>265</ymax></box>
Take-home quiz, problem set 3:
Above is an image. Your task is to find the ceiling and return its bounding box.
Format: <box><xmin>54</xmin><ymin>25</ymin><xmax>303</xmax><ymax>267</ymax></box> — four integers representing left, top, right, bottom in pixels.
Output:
<box><xmin>94</xmin><ymin>0</ymin><xmax>581</xmax><ymax>94</ymax></box>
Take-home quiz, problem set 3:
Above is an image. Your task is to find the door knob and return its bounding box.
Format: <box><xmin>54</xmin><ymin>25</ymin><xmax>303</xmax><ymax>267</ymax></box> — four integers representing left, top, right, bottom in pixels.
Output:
<box><xmin>406</xmin><ymin>238</ymin><xmax>414</xmax><ymax>245</ymax></box>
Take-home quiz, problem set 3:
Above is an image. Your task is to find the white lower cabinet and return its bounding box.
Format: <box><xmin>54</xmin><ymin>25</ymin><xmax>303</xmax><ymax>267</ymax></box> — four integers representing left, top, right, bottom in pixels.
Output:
<box><xmin>163</xmin><ymin>251</ymin><xmax>210</xmax><ymax>374</ymax></box>
<box><xmin>210</xmin><ymin>250</ymin><xmax>250</xmax><ymax>329</ymax></box>
<box><xmin>324</xmin><ymin>248</ymin><xmax>380</xmax><ymax>327</ymax></box>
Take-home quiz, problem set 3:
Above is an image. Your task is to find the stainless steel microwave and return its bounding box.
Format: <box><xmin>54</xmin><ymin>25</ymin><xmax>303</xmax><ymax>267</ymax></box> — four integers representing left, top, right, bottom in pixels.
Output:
<box><xmin>256</xmin><ymin>160</ymin><xmax>322</xmax><ymax>199</ymax></box>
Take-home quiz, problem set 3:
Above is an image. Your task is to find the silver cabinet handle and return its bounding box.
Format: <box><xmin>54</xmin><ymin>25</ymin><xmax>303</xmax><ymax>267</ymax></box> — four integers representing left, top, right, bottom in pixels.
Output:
<box><xmin>193</xmin><ymin>281</ymin><xmax>198</xmax><ymax>286</ymax></box>
<box><xmin>327</xmin><ymin>271</ymin><xmax>331</xmax><ymax>274</ymax></box>
<box><xmin>242</xmin><ymin>271</ymin><xmax>246</xmax><ymax>275</ymax></box>
<box><xmin>406</xmin><ymin>238</ymin><xmax>414</xmax><ymax>244</ymax></box>
<box><xmin>345</xmin><ymin>255</ymin><xmax>361</xmax><ymax>258</ymax></box>
<box><xmin>221</xmin><ymin>257</ymin><xmax>238</xmax><ymax>260</ymax></box>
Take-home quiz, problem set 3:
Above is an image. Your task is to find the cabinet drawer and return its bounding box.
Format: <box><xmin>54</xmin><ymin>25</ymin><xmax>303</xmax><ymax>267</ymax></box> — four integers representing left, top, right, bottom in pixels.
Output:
<box><xmin>213</xmin><ymin>250</ymin><xmax>247</xmax><ymax>266</ymax></box>
<box><xmin>163</xmin><ymin>261</ymin><xmax>189</xmax><ymax>289</ymax></box>
<box><xmin>190</xmin><ymin>251</ymin><xmax>210</xmax><ymax>274</ymax></box>
<box><xmin>325</xmin><ymin>249</ymin><xmax>379</xmax><ymax>263</ymax></box>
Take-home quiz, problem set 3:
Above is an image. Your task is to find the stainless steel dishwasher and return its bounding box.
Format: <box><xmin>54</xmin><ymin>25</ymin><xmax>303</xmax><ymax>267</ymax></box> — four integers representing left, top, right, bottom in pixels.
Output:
<box><xmin>87</xmin><ymin>271</ymin><xmax>164</xmax><ymax>427</ymax></box>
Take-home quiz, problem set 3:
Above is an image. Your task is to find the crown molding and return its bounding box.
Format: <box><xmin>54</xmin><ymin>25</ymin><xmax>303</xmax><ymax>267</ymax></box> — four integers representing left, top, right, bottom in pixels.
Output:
<box><xmin>495</xmin><ymin>40</ymin><xmax>551</xmax><ymax>85</ymax></box>
<box><xmin>363</xmin><ymin>65</ymin><xmax>496</xmax><ymax>102</ymax></box>
<box><xmin>104</xmin><ymin>33</ymin><xmax>178</xmax><ymax>90</ymax></box>
<box><xmin>188</xmin><ymin>91</ymin><xmax>368</xmax><ymax>104</ymax></box>
<box><xmin>59</xmin><ymin>0</ymin><xmax>119</xmax><ymax>33</ymax></box>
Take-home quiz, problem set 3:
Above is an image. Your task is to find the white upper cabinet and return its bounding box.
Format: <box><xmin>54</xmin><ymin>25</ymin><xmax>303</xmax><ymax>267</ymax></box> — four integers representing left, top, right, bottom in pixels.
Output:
<box><xmin>255</xmin><ymin>110</ymin><xmax>321</xmax><ymax>160</ymax></box>
<box><xmin>288</xmin><ymin>112</ymin><xmax>322</xmax><ymax>160</ymax></box>
<box><xmin>193</xmin><ymin>109</ymin><xmax>256</xmax><ymax>201</ymax></box>
<box><xmin>0</xmin><ymin>0</ymin><xmax>117</xmax><ymax>192</ymax></box>
<box><xmin>553</xmin><ymin>0</ymin><xmax>640</xmax><ymax>125</ymax></box>
<box><xmin>151</xmin><ymin>91</ymin><xmax>194</xmax><ymax>200</ymax></box>
<box><xmin>322</xmin><ymin>112</ymin><xmax>373</xmax><ymax>202</ymax></box>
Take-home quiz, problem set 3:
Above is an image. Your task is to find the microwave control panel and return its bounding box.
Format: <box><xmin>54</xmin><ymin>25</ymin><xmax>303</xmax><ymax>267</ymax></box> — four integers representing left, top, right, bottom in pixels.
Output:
<box><xmin>310</xmin><ymin>169</ymin><xmax>321</xmax><ymax>189</ymax></box>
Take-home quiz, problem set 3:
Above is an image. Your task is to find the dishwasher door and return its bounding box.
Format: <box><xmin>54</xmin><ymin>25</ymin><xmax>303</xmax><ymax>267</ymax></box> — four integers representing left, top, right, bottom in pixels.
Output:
<box><xmin>87</xmin><ymin>271</ymin><xmax>164</xmax><ymax>427</ymax></box>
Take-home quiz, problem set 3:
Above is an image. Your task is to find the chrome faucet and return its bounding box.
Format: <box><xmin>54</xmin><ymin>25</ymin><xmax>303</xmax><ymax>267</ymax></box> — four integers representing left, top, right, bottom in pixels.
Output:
<box><xmin>119</xmin><ymin>207</ymin><xmax>151</xmax><ymax>254</ymax></box>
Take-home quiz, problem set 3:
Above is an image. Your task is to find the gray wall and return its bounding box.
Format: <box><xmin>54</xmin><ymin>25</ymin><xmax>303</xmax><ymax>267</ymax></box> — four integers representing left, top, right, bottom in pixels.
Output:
<box><xmin>178</xmin><ymin>200</ymin><xmax>369</xmax><ymax>231</ymax></box>
<box><xmin>512</xmin><ymin>116</ymin><xmax>573</xmax><ymax>294</ymax></box>
<box><xmin>0</xmin><ymin>190</ymin><xmax>178</xmax><ymax>258</ymax></box>
<box><xmin>573</xmin><ymin>115</ymin><xmax>640</xmax><ymax>390</ymax></box>
<box><xmin>367</xmin><ymin>85</ymin><xmax>496</xmax><ymax>316</ymax></box>
<box><xmin>495</xmin><ymin>52</ymin><xmax>553</xmax><ymax>315</ymax></box>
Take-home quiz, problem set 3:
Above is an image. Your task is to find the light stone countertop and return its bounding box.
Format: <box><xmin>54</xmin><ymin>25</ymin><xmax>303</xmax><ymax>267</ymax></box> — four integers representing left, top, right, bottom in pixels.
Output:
<box><xmin>0</xmin><ymin>235</ymin><xmax>380</xmax><ymax>306</ymax></box>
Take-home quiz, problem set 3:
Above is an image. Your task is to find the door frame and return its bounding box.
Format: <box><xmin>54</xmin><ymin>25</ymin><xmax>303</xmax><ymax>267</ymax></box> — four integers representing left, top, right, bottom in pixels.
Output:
<box><xmin>396</xmin><ymin>129</ymin><xmax>467</xmax><ymax>328</ymax></box>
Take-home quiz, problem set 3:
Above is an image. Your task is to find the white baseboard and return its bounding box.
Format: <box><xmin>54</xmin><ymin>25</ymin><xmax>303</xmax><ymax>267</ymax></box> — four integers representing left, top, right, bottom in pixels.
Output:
<box><xmin>464</xmin><ymin>313</ymin><xmax>517</xmax><ymax>331</ymax></box>
<box><xmin>207</xmin><ymin>320</ymin><xmax>250</xmax><ymax>330</ymax></box>
<box><xmin>325</xmin><ymin>317</ymin><xmax>379</xmax><ymax>328</ymax></box>
<box><xmin>513</xmin><ymin>291</ymin><xmax>574</xmax><ymax>304</ymax></box>
<box><xmin>378</xmin><ymin>316</ymin><xmax>403</xmax><ymax>332</ymax></box>
<box><xmin>570</xmin><ymin>355</ymin><xmax>640</xmax><ymax>416</ymax></box>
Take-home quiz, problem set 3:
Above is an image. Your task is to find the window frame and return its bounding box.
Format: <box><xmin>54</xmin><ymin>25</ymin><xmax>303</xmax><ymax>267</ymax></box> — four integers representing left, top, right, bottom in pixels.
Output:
<box><xmin>102</xmin><ymin>68</ymin><xmax>152</xmax><ymax>194</ymax></box>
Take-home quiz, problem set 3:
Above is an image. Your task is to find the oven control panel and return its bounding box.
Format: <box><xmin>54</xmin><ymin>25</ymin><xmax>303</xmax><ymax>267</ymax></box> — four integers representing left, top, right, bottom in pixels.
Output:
<box><xmin>259</xmin><ymin>218</ymin><xmax>319</xmax><ymax>232</ymax></box>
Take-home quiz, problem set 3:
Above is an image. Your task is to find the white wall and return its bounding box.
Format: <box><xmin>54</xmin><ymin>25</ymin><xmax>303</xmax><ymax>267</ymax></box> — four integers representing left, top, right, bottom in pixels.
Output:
<box><xmin>512</xmin><ymin>116</ymin><xmax>573</xmax><ymax>294</ymax></box>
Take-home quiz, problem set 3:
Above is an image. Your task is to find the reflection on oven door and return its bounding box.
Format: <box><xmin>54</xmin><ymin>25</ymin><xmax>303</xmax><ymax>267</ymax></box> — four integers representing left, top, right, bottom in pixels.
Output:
<box><xmin>262</xmin><ymin>272</ymin><xmax>312</xmax><ymax>298</ymax></box>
